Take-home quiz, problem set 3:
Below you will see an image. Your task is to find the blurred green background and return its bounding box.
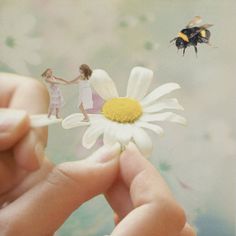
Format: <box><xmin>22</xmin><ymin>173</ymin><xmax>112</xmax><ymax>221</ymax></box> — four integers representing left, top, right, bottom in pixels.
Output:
<box><xmin>0</xmin><ymin>0</ymin><xmax>235</xmax><ymax>235</ymax></box>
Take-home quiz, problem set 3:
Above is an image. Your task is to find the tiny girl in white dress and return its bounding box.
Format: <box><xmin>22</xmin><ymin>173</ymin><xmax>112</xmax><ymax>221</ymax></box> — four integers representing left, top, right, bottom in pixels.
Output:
<box><xmin>69</xmin><ymin>64</ymin><xmax>93</xmax><ymax>122</ymax></box>
<box><xmin>41</xmin><ymin>68</ymin><xmax>68</xmax><ymax>118</ymax></box>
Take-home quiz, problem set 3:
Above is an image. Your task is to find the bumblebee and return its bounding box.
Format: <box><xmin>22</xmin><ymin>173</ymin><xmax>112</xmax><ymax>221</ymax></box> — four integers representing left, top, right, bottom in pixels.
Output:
<box><xmin>170</xmin><ymin>16</ymin><xmax>213</xmax><ymax>56</ymax></box>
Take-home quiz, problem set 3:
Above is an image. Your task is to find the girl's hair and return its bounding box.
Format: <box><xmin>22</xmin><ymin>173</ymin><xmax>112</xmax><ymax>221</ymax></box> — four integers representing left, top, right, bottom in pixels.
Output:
<box><xmin>41</xmin><ymin>68</ymin><xmax>51</xmax><ymax>77</ymax></box>
<box><xmin>80</xmin><ymin>64</ymin><xmax>92</xmax><ymax>79</ymax></box>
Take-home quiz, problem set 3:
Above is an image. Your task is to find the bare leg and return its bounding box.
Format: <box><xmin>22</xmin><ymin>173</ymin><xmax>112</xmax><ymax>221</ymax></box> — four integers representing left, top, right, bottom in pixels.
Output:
<box><xmin>56</xmin><ymin>108</ymin><xmax>60</xmax><ymax>119</ymax></box>
<box><xmin>79</xmin><ymin>103</ymin><xmax>89</xmax><ymax>121</ymax></box>
<box><xmin>48</xmin><ymin>107</ymin><xmax>53</xmax><ymax>118</ymax></box>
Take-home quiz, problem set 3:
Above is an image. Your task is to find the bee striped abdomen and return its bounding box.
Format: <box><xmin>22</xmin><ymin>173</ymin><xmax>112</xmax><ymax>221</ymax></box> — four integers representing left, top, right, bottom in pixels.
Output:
<box><xmin>178</xmin><ymin>32</ymin><xmax>189</xmax><ymax>42</ymax></box>
<box><xmin>200</xmin><ymin>30</ymin><xmax>206</xmax><ymax>38</ymax></box>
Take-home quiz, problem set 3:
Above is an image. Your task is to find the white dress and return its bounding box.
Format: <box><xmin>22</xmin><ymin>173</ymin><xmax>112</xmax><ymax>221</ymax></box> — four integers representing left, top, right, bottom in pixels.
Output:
<box><xmin>48</xmin><ymin>77</ymin><xmax>64</xmax><ymax>109</ymax></box>
<box><xmin>78</xmin><ymin>79</ymin><xmax>93</xmax><ymax>109</ymax></box>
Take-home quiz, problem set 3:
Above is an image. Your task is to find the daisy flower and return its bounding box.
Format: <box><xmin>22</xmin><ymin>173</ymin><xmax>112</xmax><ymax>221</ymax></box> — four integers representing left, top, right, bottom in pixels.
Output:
<box><xmin>62</xmin><ymin>66</ymin><xmax>186</xmax><ymax>157</ymax></box>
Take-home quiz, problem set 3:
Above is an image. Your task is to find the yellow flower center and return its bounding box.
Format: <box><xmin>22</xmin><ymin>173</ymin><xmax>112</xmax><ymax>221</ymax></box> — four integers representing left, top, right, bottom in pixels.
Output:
<box><xmin>102</xmin><ymin>98</ymin><xmax>142</xmax><ymax>123</ymax></box>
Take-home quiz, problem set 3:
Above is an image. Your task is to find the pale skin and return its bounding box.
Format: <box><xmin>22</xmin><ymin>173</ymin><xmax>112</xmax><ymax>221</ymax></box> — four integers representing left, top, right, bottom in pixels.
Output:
<box><xmin>69</xmin><ymin>69</ymin><xmax>89</xmax><ymax>121</ymax></box>
<box><xmin>43</xmin><ymin>69</ymin><xmax>68</xmax><ymax>119</ymax></box>
<box><xmin>0</xmin><ymin>74</ymin><xmax>196</xmax><ymax>236</ymax></box>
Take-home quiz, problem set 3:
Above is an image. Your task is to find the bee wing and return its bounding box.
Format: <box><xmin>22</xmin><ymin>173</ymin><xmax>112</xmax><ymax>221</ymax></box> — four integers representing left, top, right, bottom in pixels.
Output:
<box><xmin>189</xmin><ymin>24</ymin><xmax>213</xmax><ymax>39</ymax></box>
<box><xmin>189</xmin><ymin>30</ymin><xmax>200</xmax><ymax>39</ymax></box>
<box><xmin>186</xmin><ymin>16</ymin><xmax>202</xmax><ymax>28</ymax></box>
<box><xmin>199</xmin><ymin>24</ymin><xmax>214</xmax><ymax>29</ymax></box>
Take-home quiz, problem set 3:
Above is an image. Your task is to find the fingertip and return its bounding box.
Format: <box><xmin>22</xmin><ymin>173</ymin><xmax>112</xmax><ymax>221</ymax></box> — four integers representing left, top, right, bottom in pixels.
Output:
<box><xmin>126</xmin><ymin>142</ymin><xmax>141</xmax><ymax>153</ymax></box>
<box><xmin>113</xmin><ymin>213</ymin><xmax>120</xmax><ymax>226</ymax></box>
<box><xmin>120</xmin><ymin>142</ymin><xmax>141</xmax><ymax>164</ymax></box>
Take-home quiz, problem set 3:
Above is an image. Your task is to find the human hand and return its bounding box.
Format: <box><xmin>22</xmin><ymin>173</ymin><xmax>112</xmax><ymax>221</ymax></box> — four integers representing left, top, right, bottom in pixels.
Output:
<box><xmin>0</xmin><ymin>73</ymin><xmax>51</xmax><ymax>232</ymax></box>
<box><xmin>0</xmin><ymin>139</ymin><xmax>195</xmax><ymax>236</ymax></box>
<box><xmin>105</xmin><ymin>143</ymin><xmax>196</xmax><ymax>236</ymax></box>
<box><xmin>0</xmin><ymin>73</ymin><xmax>195</xmax><ymax>236</ymax></box>
<box><xmin>0</xmin><ymin>73</ymin><xmax>121</xmax><ymax>235</ymax></box>
<box><xmin>0</xmin><ymin>72</ymin><xmax>49</xmax><ymax>184</ymax></box>
<box><xmin>0</xmin><ymin>142</ymin><xmax>121</xmax><ymax>235</ymax></box>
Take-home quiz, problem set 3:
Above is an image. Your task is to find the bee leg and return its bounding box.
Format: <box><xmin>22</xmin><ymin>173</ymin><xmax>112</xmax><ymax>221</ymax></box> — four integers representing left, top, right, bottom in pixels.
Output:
<box><xmin>182</xmin><ymin>47</ymin><xmax>186</xmax><ymax>56</ymax></box>
<box><xmin>170</xmin><ymin>37</ymin><xmax>177</xmax><ymax>43</ymax></box>
<box><xmin>194</xmin><ymin>46</ymin><xmax>198</xmax><ymax>57</ymax></box>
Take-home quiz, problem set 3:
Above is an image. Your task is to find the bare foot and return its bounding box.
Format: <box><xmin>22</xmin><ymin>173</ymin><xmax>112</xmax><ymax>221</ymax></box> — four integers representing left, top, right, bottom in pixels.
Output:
<box><xmin>81</xmin><ymin>118</ymin><xmax>89</xmax><ymax>122</ymax></box>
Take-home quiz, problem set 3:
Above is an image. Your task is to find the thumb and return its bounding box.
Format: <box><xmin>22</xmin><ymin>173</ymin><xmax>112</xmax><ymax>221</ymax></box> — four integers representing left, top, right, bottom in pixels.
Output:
<box><xmin>0</xmin><ymin>144</ymin><xmax>120</xmax><ymax>236</ymax></box>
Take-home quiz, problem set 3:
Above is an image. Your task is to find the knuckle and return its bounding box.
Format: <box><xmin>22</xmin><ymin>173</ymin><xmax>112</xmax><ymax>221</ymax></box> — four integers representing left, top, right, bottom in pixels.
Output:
<box><xmin>46</xmin><ymin>163</ymin><xmax>79</xmax><ymax>190</ymax></box>
<box><xmin>153</xmin><ymin>197</ymin><xmax>186</xmax><ymax>233</ymax></box>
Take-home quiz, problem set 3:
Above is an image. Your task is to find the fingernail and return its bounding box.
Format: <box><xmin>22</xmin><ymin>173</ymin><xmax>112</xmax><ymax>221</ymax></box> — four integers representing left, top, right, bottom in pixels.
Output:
<box><xmin>125</xmin><ymin>142</ymin><xmax>141</xmax><ymax>154</ymax></box>
<box><xmin>126</xmin><ymin>142</ymin><xmax>137</xmax><ymax>150</ymax></box>
<box><xmin>87</xmin><ymin>143</ymin><xmax>121</xmax><ymax>163</ymax></box>
<box><xmin>0</xmin><ymin>109</ymin><xmax>27</xmax><ymax>132</ymax></box>
<box><xmin>35</xmin><ymin>142</ymin><xmax>45</xmax><ymax>165</ymax></box>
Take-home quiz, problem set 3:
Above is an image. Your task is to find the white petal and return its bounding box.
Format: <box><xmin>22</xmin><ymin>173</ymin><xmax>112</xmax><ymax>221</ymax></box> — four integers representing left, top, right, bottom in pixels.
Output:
<box><xmin>141</xmin><ymin>83</ymin><xmax>181</xmax><ymax>106</ymax></box>
<box><xmin>30</xmin><ymin>114</ymin><xmax>62</xmax><ymax>127</ymax></box>
<box><xmin>140</xmin><ymin>112</ymin><xmax>187</xmax><ymax>125</ymax></box>
<box><xmin>143</xmin><ymin>98</ymin><xmax>184</xmax><ymax>113</ymax></box>
<box><xmin>126</xmin><ymin>66</ymin><xmax>153</xmax><ymax>100</ymax></box>
<box><xmin>103</xmin><ymin>121</ymin><xmax>118</xmax><ymax>146</ymax></box>
<box><xmin>132</xmin><ymin>127</ymin><xmax>153</xmax><ymax>157</ymax></box>
<box><xmin>88</xmin><ymin>114</ymin><xmax>106</xmax><ymax>123</ymax></box>
<box><xmin>82</xmin><ymin>123</ymin><xmax>106</xmax><ymax>149</ymax></box>
<box><xmin>90</xmin><ymin>69</ymin><xmax>119</xmax><ymax>100</ymax></box>
<box><xmin>115</xmin><ymin>124</ymin><xmax>133</xmax><ymax>145</ymax></box>
<box><xmin>135</xmin><ymin>121</ymin><xmax>164</xmax><ymax>135</ymax></box>
<box><xmin>62</xmin><ymin>113</ymin><xmax>90</xmax><ymax>129</ymax></box>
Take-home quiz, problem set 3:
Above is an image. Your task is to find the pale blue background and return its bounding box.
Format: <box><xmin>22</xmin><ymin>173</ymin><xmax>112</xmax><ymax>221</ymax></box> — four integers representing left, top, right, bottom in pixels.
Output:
<box><xmin>0</xmin><ymin>0</ymin><xmax>235</xmax><ymax>235</ymax></box>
